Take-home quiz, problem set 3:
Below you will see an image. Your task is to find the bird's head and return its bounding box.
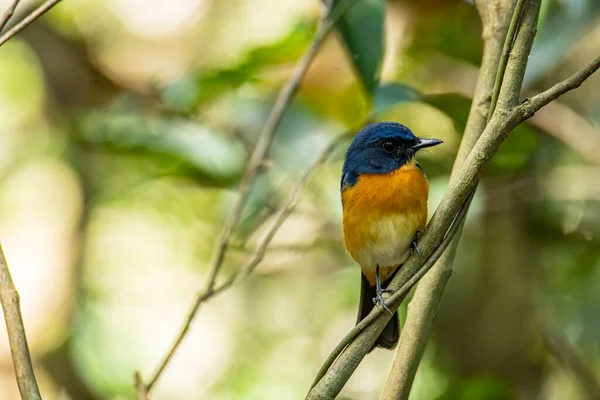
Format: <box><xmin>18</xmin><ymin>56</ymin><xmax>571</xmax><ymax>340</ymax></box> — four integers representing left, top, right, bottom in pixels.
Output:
<box><xmin>341</xmin><ymin>122</ymin><xmax>443</xmax><ymax>188</ymax></box>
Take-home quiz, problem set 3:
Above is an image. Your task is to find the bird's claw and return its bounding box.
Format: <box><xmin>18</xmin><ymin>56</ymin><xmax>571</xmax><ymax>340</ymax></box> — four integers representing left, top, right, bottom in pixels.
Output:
<box><xmin>411</xmin><ymin>231</ymin><xmax>422</xmax><ymax>257</ymax></box>
<box><xmin>374</xmin><ymin>265</ymin><xmax>394</xmax><ymax>315</ymax></box>
<box><xmin>373</xmin><ymin>289</ymin><xmax>394</xmax><ymax>315</ymax></box>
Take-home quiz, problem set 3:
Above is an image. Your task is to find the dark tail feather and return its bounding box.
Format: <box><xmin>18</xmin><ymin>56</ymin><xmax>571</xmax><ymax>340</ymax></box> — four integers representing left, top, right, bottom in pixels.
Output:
<box><xmin>357</xmin><ymin>272</ymin><xmax>400</xmax><ymax>352</ymax></box>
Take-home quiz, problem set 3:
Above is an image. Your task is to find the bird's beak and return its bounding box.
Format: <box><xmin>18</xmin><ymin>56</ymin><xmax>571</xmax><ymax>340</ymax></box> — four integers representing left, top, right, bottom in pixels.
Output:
<box><xmin>411</xmin><ymin>138</ymin><xmax>444</xmax><ymax>151</ymax></box>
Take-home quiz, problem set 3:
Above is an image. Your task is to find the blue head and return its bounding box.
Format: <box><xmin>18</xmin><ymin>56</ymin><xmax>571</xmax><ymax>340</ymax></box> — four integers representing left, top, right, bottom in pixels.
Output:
<box><xmin>341</xmin><ymin>122</ymin><xmax>443</xmax><ymax>189</ymax></box>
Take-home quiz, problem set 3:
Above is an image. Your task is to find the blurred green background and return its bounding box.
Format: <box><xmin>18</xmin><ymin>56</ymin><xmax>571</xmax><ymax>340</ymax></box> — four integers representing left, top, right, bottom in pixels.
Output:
<box><xmin>0</xmin><ymin>0</ymin><xmax>599</xmax><ymax>399</ymax></box>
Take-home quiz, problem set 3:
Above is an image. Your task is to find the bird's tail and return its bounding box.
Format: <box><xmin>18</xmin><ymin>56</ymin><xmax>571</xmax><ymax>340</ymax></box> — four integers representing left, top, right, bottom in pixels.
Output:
<box><xmin>356</xmin><ymin>272</ymin><xmax>399</xmax><ymax>351</ymax></box>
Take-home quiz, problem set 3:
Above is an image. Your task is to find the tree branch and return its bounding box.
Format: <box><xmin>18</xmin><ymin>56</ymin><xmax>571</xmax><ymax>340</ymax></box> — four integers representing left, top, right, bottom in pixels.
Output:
<box><xmin>380</xmin><ymin>1</ymin><xmax>516</xmax><ymax>398</ymax></box>
<box><xmin>202</xmin><ymin>0</ymin><xmax>337</xmax><ymax>296</ymax></box>
<box><xmin>131</xmin><ymin>2</ymin><xmax>355</xmax><ymax>396</ymax></box>
<box><xmin>135</xmin><ymin>134</ymin><xmax>348</xmax><ymax>398</ymax></box>
<box><xmin>487</xmin><ymin>0</ymin><xmax>525</xmax><ymax>121</ymax></box>
<box><xmin>0</xmin><ymin>0</ymin><xmax>21</xmax><ymax>34</ymax></box>
<box><xmin>308</xmin><ymin>0</ymin><xmax>600</xmax><ymax>396</ymax></box>
<box><xmin>536</xmin><ymin>310</ymin><xmax>600</xmax><ymax>399</ymax></box>
<box><xmin>495</xmin><ymin>0</ymin><xmax>540</xmax><ymax>112</ymax></box>
<box><xmin>455</xmin><ymin>0</ymin><xmax>515</xmax><ymax>166</ymax></box>
<box><xmin>0</xmin><ymin>245</ymin><xmax>42</xmax><ymax>400</ymax></box>
<box><xmin>518</xmin><ymin>54</ymin><xmax>600</xmax><ymax>118</ymax></box>
<box><xmin>0</xmin><ymin>0</ymin><xmax>63</xmax><ymax>47</ymax></box>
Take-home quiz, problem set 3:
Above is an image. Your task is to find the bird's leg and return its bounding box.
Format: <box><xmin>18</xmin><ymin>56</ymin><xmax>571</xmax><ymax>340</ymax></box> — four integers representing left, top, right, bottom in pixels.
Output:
<box><xmin>373</xmin><ymin>265</ymin><xmax>393</xmax><ymax>315</ymax></box>
<box><xmin>410</xmin><ymin>230</ymin><xmax>422</xmax><ymax>257</ymax></box>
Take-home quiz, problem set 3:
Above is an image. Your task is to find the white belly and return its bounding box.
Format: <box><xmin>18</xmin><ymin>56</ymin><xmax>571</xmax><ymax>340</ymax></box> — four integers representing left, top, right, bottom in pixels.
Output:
<box><xmin>355</xmin><ymin>213</ymin><xmax>420</xmax><ymax>275</ymax></box>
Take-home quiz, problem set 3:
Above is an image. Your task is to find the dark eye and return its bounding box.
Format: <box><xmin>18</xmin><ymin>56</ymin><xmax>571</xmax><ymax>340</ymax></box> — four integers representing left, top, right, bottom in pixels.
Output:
<box><xmin>381</xmin><ymin>140</ymin><xmax>397</xmax><ymax>153</ymax></box>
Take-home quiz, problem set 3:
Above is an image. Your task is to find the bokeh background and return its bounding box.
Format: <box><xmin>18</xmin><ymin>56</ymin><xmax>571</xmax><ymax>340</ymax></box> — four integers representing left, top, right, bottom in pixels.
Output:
<box><xmin>0</xmin><ymin>0</ymin><xmax>599</xmax><ymax>399</ymax></box>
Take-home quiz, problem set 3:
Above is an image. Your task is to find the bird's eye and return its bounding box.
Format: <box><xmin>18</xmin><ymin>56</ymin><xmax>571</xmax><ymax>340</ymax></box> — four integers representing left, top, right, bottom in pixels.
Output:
<box><xmin>381</xmin><ymin>140</ymin><xmax>397</xmax><ymax>153</ymax></box>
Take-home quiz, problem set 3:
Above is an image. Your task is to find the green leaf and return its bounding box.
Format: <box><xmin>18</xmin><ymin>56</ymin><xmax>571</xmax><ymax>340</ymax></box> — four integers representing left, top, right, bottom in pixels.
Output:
<box><xmin>407</xmin><ymin>2</ymin><xmax>482</xmax><ymax>66</ymax></box>
<box><xmin>76</xmin><ymin>109</ymin><xmax>246</xmax><ymax>184</ymax></box>
<box><xmin>161</xmin><ymin>23</ymin><xmax>315</xmax><ymax>110</ymax></box>
<box><xmin>332</xmin><ymin>0</ymin><xmax>385</xmax><ymax>98</ymax></box>
<box><xmin>437</xmin><ymin>376</ymin><xmax>510</xmax><ymax>400</ymax></box>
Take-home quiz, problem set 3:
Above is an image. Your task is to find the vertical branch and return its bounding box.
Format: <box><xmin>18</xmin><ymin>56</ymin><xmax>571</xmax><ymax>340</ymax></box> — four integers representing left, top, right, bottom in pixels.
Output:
<box><xmin>0</xmin><ymin>1</ymin><xmax>66</xmax><ymax>398</ymax></box>
<box><xmin>0</xmin><ymin>245</ymin><xmax>42</xmax><ymax>400</ymax></box>
<box><xmin>487</xmin><ymin>0</ymin><xmax>526</xmax><ymax>122</ymax></box>
<box><xmin>380</xmin><ymin>1</ymin><xmax>516</xmax><ymax>398</ymax></box>
<box><xmin>495</xmin><ymin>0</ymin><xmax>541</xmax><ymax>111</ymax></box>
<box><xmin>382</xmin><ymin>0</ymin><xmax>542</xmax><ymax>398</ymax></box>
<box><xmin>458</xmin><ymin>0</ymin><xmax>516</xmax><ymax>161</ymax></box>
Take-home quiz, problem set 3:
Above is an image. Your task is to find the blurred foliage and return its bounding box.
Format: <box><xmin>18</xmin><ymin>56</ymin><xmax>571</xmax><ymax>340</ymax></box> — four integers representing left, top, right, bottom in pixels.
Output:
<box><xmin>406</xmin><ymin>1</ymin><xmax>483</xmax><ymax>66</ymax></box>
<box><xmin>0</xmin><ymin>0</ymin><xmax>599</xmax><ymax>399</ymax></box>
<box><xmin>332</xmin><ymin>0</ymin><xmax>385</xmax><ymax>98</ymax></box>
<box><xmin>161</xmin><ymin>22</ymin><xmax>316</xmax><ymax>110</ymax></box>
<box><xmin>75</xmin><ymin>105</ymin><xmax>246</xmax><ymax>186</ymax></box>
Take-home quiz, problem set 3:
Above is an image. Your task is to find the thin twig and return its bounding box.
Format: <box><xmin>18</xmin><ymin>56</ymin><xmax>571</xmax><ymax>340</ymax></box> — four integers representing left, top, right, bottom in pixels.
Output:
<box><xmin>138</xmin><ymin>137</ymin><xmax>341</xmax><ymax>394</ymax></box>
<box><xmin>201</xmin><ymin>0</ymin><xmax>341</xmax><ymax>298</ymax></box>
<box><xmin>519</xmin><ymin>54</ymin><xmax>600</xmax><ymax>118</ymax></box>
<box><xmin>202</xmin><ymin>137</ymin><xmax>347</xmax><ymax>299</ymax></box>
<box><xmin>138</xmin><ymin>130</ymin><xmax>355</xmax><ymax>397</ymax></box>
<box><xmin>536</xmin><ymin>314</ymin><xmax>600</xmax><ymax>399</ymax></box>
<box><xmin>134</xmin><ymin>372</ymin><xmax>148</xmax><ymax>400</ymax></box>
<box><xmin>0</xmin><ymin>0</ymin><xmax>63</xmax><ymax>47</ymax></box>
<box><xmin>0</xmin><ymin>245</ymin><xmax>42</xmax><ymax>400</ymax></box>
<box><xmin>0</xmin><ymin>0</ymin><xmax>21</xmax><ymax>34</ymax></box>
<box><xmin>133</xmin><ymin>2</ymin><xmax>348</xmax><ymax>395</ymax></box>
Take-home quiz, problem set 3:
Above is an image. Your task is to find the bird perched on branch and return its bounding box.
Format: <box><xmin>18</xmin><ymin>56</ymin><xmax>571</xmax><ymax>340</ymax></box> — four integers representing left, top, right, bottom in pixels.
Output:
<box><xmin>341</xmin><ymin>122</ymin><xmax>443</xmax><ymax>350</ymax></box>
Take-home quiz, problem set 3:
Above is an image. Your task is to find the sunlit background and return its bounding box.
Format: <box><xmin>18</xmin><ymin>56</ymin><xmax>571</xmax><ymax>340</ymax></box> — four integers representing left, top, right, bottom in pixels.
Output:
<box><xmin>0</xmin><ymin>0</ymin><xmax>599</xmax><ymax>399</ymax></box>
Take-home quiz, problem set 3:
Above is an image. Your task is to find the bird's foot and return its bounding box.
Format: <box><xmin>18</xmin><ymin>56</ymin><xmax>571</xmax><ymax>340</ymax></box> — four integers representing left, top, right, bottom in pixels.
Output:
<box><xmin>372</xmin><ymin>288</ymin><xmax>394</xmax><ymax>315</ymax></box>
<box><xmin>373</xmin><ymin>265</ymin><xmax>394</xmax><ymax>315</ymax></box>
<box><xmin>411</xmin><ymin>231</ymin><xmax>422</xmax><ymax>257</ymax></box>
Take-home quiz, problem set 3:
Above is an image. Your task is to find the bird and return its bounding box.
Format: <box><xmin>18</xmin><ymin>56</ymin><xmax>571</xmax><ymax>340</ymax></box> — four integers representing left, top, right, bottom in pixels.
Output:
<box><xmin>341</xmin><ymin>121</ymin><xmax>443</xmax><ymax>350</ymax></box>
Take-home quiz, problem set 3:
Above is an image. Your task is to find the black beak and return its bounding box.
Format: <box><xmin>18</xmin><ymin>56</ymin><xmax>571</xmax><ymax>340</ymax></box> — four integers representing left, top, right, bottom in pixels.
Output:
<box><xmin>411</xmin><ymin>138</ymin><xmax>444</xmax><ymax>151</ymax></box>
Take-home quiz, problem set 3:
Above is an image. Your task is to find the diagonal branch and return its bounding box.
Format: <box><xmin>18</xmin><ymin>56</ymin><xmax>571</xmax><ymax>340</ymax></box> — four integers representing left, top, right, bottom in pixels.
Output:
<box><xmin>0</xmin><ymin>0</ymin><xmax>63</xmax><ymax>47</ymax></box>
<box><xmin>201</xmin><ymin>1</ymin><xmax>337</xmax><ymax>297</ymax></box>
<box><xmin>380</xmin><ymin>1</ymin><xmax>517</xmax><ymax>398</ymax></box>
<box><xmin>536</xmin><ymin>316</ymin><xmax>600</xmax><ymax>399</ymax></box>
<box><xmin>134</xmin><ymin>134</ymin><xmax>348</xmax><ymax>399</ymax></box>
<box><xmin>0</xmin><ymin>0</ymin><xmax>21</xmax><ymax>34</ymax></box>
<box><xmin>517</xmin><ymin>54</ymin><xmax>600</xmax><ymax>118</ymax></box>
<box><xmin>307</xmin><ymin>0</ymin><xmax>600</xmax><ymax>397</ymax></box>
<box><xmin>0</xmin><ymin>245</ymin><xmax>42</xmax><ymax>400</ymax></box>
<box><xmin>132</xmin><ymin>2</ymin><xmax>355</xmax><ymax>396</ymax></box>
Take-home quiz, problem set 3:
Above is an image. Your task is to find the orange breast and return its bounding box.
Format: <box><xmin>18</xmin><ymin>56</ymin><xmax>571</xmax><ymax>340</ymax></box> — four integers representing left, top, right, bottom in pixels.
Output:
<box><xmin>342</xmin><ymin>160</ymin><xmax>429</xmax><ymax>284</ymax></box>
